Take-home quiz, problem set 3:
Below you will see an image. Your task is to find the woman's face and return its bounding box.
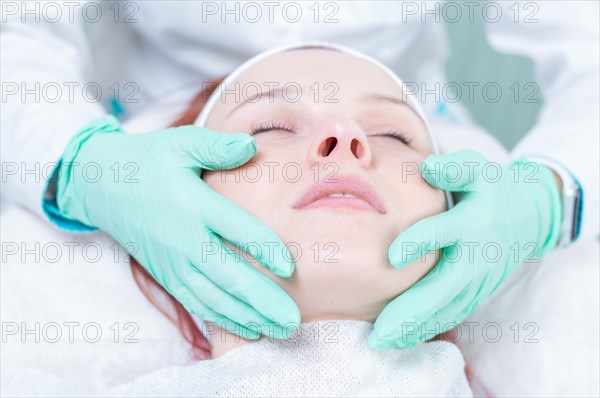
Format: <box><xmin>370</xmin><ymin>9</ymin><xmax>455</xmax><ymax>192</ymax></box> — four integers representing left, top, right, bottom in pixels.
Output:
<box><xmin>203</xmin><ymin>49</ymin><xmax>446</xmax><ymax>322</ymax></box>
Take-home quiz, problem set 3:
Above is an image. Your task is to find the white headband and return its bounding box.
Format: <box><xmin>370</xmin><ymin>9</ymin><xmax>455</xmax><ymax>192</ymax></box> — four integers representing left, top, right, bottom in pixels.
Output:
<box><xmin>194</xmin><ymin>41</ymin><xmax>452</xmax><ymax>208</ymax></box>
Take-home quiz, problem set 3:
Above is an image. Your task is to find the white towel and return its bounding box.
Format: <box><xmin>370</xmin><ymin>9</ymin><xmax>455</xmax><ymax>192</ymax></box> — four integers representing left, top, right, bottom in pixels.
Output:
<box><xmin>108</xmin><ymin>321</ymin><xmax>472</xmax><ymax>397</ymax></box>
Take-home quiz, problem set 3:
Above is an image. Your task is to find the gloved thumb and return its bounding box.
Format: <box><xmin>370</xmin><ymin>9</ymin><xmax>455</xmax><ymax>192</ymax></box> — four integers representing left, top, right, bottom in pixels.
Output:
<box><xmin>421</xmin><ymin>150</ymin><xmax>486</xmax><ymax>191</ymax></box>
<box><xmin>167</xmin><ymin>125</ymin><xmax>257</xmax><ymax>170</ymax></box>
<box><xmin>388</xmin><ymin>210</ymin><xmax>460</xmax><ymax>269</ymax></box>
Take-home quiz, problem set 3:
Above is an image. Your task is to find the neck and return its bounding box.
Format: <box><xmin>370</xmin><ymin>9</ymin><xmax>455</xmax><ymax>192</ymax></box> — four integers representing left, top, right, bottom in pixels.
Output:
<box><xmin>209</xmin><ymin>326</ymin><xmax>254</xmax><ymax>358</ymax></box>
<box><xmin>208</xmin><ymin>316</ymin><xmax>377</xmax><ymax>359</ymax></box>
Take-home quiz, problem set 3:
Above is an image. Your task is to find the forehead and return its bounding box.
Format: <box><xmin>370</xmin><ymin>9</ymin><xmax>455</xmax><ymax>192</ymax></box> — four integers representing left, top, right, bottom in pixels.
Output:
<box><xmin>206</xmin><ymin>49</ymin><xmax>409</xmax><ymax>123</ymax></box>
<box><xmin>235</xmin><ymin>49</ymin><xmax>404</xmax><ymax>93</ymax></box>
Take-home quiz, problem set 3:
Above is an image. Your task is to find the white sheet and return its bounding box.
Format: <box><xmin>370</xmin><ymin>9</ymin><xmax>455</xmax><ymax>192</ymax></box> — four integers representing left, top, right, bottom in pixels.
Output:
<box><xmin>0</xmin><ymin>205</ymin><xmax>192</xmax><ymax>396</ymax></box>
<box><xmin>457</xmin><ymin>238</ymin><xmax>600</xmax><ymax>397</ymax></box>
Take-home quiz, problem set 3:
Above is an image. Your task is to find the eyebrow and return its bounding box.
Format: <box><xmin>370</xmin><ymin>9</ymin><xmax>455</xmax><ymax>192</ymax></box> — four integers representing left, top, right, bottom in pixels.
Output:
<box><xmin>228</xmin><ymin>87</ymin><xmax>297</xmax><ymax>116</ymax></box>
<box><xmin>227</xmin><ymin>89</ymin><xmax>411</xmax><ymax>116</ymax></box>
<box><xmin>361</xmin><ymin>93</ymin><xmax>410</xmax><ymax>107</ymax></box>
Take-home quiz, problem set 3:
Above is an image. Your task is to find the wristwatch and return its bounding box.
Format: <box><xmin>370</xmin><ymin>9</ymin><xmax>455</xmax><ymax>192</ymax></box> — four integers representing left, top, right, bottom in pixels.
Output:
<box><xmin>527</xmin><ymin>156</ymin><xmax>583</xmax><ymax>248</ymax></box>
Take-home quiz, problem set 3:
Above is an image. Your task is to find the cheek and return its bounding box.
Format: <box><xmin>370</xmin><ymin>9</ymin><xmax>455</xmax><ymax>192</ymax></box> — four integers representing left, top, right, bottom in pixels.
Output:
<box><xmin>377</xmin><ymin>249</ymin><xmax>441</xmax><ymax>300</ymax></box>
<box><xmin>381</xmin><ymin>152</ymin><xmax>447</xmax><ymax>231</ymax></box>
<box><xmin>203</xmin><ymin>145</ymin><xmax>297</xmax><ymax>224</ymax></box>
<box><xmin>203</xmin><ymin>164</ymin><xmax>268</xmax><ymax>212</ymax></box>
<box><xmin>403</xmin><ymin>174</ymin><xmax>447</xmax><ymax>217</ymax></box>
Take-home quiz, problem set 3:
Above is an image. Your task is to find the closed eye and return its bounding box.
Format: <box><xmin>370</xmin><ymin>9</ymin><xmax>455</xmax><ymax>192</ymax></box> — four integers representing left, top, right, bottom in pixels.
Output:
<box><xmin>251</xmin><ymin>120</ymin><xmax>296</xmax><ymax>135</ymax></box>
<box><xmin>369</xmin><ymin>130</ymin><xmax>412</xmax><ymax>145</ymax></box>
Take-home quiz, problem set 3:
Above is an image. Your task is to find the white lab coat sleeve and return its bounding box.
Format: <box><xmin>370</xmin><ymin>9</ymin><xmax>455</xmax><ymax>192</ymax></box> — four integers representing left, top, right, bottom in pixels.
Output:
<box><xmin>1</xmin><ymin>4</ymin><xmax>106</xmax><ymax>223</ymax></box>
<box><xmin>484</xmin><ymin>0</ymin><xmax>600</xmax><ymax>242</ymax></box>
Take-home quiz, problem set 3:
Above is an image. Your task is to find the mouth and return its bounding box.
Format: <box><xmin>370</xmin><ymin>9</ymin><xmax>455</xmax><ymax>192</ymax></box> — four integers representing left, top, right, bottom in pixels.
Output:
<box><xmin>292</xmin><ymin>175</ymin><xmax>387</xmax><ymax>214</ymax></box>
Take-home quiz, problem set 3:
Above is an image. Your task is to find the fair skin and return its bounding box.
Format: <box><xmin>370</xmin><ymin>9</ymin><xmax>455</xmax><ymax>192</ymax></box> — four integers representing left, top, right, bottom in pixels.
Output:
<box><xmin>201</xmin><ymin>49</ymin><xmax>447</xmax><ymax>357</ymax></box>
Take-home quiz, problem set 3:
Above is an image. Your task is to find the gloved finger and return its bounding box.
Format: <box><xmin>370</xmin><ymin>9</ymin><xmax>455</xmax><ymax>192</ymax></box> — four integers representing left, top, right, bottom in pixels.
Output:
<box><xmin>174</xmin><ymin>286</ymin><xmax>261</xmax><ymax>340</ymax></box>
<box><xmin>166</xmin><ymin>125</ymin><xmax>257</xmax><ymax>170</ymax></box>
<box><xmin>388</xmin><ymin>209</ymin><xmax>464</xmax><ymax>269</ymax></box>
<box><xmin>421</xmin><ymin>150</ymin><xmax>486</xmax><ymax>191</ymax></box>
<box><xmin>204</xmin><ymin>190</ymin><xmax>295</xmax><ymax>278</ymax></box>
<box><xmin>371</xmin><ymin>279</ymin><xmax>483</xmax><ymax>350</ymax></box>
<box><xmin>179</xmin><ymin>267</ymin><xmax>294</xmax><ymax>339</ymax></box>
<box><xmin>450</xmin><ymin>271</ymin><xmax>500</xmax><ymax>324</ymax></box>
<box><xmin>368</xmin><ymin>295</ymin><xmax>470</xmax><ymax>350</ymax></box>
<box><xmin>188</xmin><ymin>233</ymin><xmax>300</xmax><ymax>328</ymax></box>
<box><xmin>380</xmin><ymin>260</ymin><xmax>502</xmax><ymax>349</ymax></box>
<box><xmin>370</xmin><ymin>246</ymin><xmax>474</xmax><ymax>347</ymax></box>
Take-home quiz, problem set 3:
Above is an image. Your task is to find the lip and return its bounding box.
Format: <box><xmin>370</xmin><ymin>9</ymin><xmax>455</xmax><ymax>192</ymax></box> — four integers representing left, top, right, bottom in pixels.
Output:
<box><xmin>292</xmin><ymin>175</ymin><xmax>387</xmax><ymax>214</ymax></box>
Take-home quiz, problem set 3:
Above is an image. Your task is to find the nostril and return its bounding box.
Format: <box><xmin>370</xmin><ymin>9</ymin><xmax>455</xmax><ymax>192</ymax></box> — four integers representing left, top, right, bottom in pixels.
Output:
<box><xmin>319</xmin><ymin>137</ymin><xmax>338</xmax><ymax>157</ymax></box>
<box><xmin>350</xmin><ymin>138</ymin><xmax>363</xmax><ymax>159</ymax></box>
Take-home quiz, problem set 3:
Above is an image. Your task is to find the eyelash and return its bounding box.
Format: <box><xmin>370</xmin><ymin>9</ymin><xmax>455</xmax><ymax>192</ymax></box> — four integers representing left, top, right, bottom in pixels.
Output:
<box><xmin>251</xmin><ymin>121</ymin><xmax>295</xmax><ymax>135</ymax></box>
<box><xmin>251</xmin><ymin>121</ymin><xmax>412</xmax><ymax>146</ymax></box>
<box><xmin>370</xmin><ymin>130</ymin><xmax>413</xmax><ymax>145</ymax></box>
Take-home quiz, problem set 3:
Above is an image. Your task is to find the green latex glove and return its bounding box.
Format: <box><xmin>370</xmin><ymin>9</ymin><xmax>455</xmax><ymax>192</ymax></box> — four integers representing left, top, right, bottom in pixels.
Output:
<box><xmin>56</xmin><ymin>115</ymin><xmax>300</xmax><ymax>339</ymax></box>
<box><xmin>369</xmin><ymin>150</ymin><xmax>562</xmax><ymax>349</ymax></box>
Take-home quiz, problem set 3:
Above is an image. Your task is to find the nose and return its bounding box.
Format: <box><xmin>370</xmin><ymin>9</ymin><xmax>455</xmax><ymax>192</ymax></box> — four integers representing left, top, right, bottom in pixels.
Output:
<box><xmin>308</xmin><ymin>119</ymin><xmax>373</xmax><ymax>167</ymax></box>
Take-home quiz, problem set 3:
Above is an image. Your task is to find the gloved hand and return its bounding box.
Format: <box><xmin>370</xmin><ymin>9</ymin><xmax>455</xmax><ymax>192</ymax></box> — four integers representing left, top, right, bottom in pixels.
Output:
<box><xmin>56</xmin><ymin>115</ymin><xmax>300</xmax><ymax>339</ymax></box>
<box><xmin>369</xmin><ymin>150</ymin><xmax>562</xmax><ymax>349</ymax></box>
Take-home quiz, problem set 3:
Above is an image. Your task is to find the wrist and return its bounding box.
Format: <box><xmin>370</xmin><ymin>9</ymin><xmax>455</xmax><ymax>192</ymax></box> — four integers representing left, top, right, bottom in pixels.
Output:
<box><xmin>41</xmin><ymin>158</ymin><xmax>98</xmax><ymax>232</ymax></box>
<box><xmin>551</xmin><ymin>170</ymin><xmax>564</xmax><ymax>192</ymax></box>
<box><xmin>537</xmin><ymin>164</ymin><xmax>564</xmax><ymax>253</ymax></box>
<box><xmin>522</xmin><ymin>156</ymin><xmax>583</xmax><ymax>249</ymax></box>
<box><xmin>55</xmin><ymin>115</ymin><xmax>124</xmax><ymax>225</ymax></box>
